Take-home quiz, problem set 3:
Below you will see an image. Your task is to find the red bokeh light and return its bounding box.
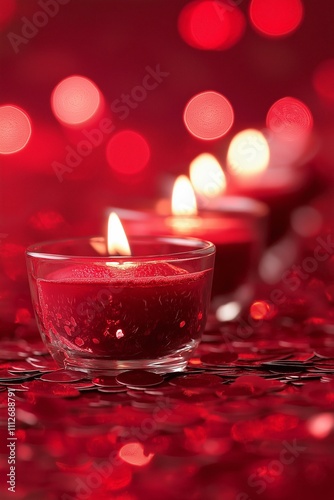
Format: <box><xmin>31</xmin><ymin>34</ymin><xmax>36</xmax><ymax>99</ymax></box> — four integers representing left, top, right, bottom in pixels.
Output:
<box><xmin>51</xmin><ymin>75</ymin><xmax>102</xmax><ymax>127</ymax></box>
<box><xmin>106</xmin><ymin>464</ymin><xmax>133</xmax><ymax>491</ymax></box>
<box><xmin>106</xmin><ymin>130</ymin><xmax>150</xmax><ymax>175</ymax></box>
<box><xmin>119</xmin><ymin>442</ymin><xmax>154</xmax><ymax>466</ymax></box>
<box><xmin>28</xmin><ymin>211</ymin><xmax>66</xmax><ymax>232</ymax></box>
<box><xmin>313</xmin><ymin>59</ymin><xmax>334</xmax><ymax>102</ymax></box>
<box><xmin>178</xmin><ymin>0</ymin><xmax>245</xmax><ymax>51</ymax></box>
<box><xmin>249</xmin><ymin>0</ymin><xmax>304</xmax><ymax>38</ymax></box>
<box><xmin>0</xmin><ymin>0</ymin><xmax>16</xmax><ymax>27</ymax></box>
<box><xmin>15</xmin><ymin>308</ymin><xmax>32</xmax><ymax>325</ymax></box>
<box><xmin>0</xmin><ymin>242</ymin><xmax>26</xmax><ymax>281</ymax></box>
<box><xmin>183</xmin><ymin>91</ymin><xmax>234</xmax><ymax>140</ymax></box>
<box><xmin>307</xmin><ymin>413</ymin><xmax>334</xmax><ymax>439</ymax></box>
<box><xmin>0</xmin><ymin>105</ymin><xmax>32</xmax><ymax>154</ymax></box>
<box><xmin>266</xmin><ymin>96</ymin><xmax>313</xmax><ymax>141</ymax></box>
<box><xmin>250</xmin><ymin>300</ymin><xmax>277</xmax><ymax>320</ymax></box>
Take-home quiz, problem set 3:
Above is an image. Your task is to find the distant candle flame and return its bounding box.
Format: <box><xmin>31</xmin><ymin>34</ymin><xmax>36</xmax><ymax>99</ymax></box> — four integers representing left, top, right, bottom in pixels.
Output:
<box><xmin>89</xmin><ymin>238</ymin><xmax>106</xmax><ymax>255</ymax></box>
<box><xmin>171</xmin><ymin>175</ymin><xmax>198</xmax><ymax>216</ymax></box>
<box><xmin>107</xmin><ymin>212</ymin><xmax>131</xmax><ymax>255</ymax></box>
<box><xmin>189</xmin><ymin>153</ymin><xmax>226</xmax><ymax>199</ymax></box>
<box><xmin>227</xmin><ymin>129</ymin><xmax>270</xmax><ymax>177</ymax></box>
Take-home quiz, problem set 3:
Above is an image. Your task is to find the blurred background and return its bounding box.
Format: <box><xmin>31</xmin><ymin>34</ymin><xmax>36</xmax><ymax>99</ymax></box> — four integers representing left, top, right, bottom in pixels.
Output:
<box><xmin>1</xmin><ymin>0</ymin><xmax>334</xmax><ymax>329</ymax></box>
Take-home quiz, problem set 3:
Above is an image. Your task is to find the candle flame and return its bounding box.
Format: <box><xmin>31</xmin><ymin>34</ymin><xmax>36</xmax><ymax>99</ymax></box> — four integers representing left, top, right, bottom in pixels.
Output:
<box><xmin>189</xmin><ymin>153</ymin><xmax>226</xmax><ymax>199</ymax></box>
<box><xmin>227</xmin><ymin>129</ymin><xmax>270</xmax><ymax>177</ymax></box>
<box><xmin>107</xmin><ymin>212</ymin><xmax>131</xmax><ymax>256</ymax></box>
<box><xmin>171</xmin><ymin>175</ymin><xmax>198</xmax><ymax>216</ymax></box>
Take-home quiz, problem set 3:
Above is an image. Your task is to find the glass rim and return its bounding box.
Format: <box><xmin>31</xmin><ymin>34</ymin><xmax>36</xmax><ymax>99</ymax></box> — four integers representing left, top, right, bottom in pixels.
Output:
<box><xmin>26</xmin><ymin>235</ymin><xmax>216</xmax><ymax>261</ymax></box>
<box><xmin>205</xmin><ymin>196</ymin><xmax>269</xmax><ymax>217</ymax></box>
<box><xmin>110</xmin><ymin>195</ymin><xmax>269</xmax><ymax>220</ymax></box>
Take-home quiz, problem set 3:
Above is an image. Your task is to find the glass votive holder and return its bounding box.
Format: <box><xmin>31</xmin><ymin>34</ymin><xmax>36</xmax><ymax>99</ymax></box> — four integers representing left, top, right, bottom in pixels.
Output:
<box><xmin>26</xmin><ymin>236</ymin><xmax>215</xmax><ymax>374</ymax></box>
<box><xmin>111</xmin><ymin>197</ymin><xmax>268</xmax><ymax>323</ymax></box>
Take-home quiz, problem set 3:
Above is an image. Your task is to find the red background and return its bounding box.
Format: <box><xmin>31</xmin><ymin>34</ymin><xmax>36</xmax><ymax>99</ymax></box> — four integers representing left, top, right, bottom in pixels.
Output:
<box><xmin>1</xmin><ymin>0</ymin><xmax>334</xmax><ymax>324</ymax></box>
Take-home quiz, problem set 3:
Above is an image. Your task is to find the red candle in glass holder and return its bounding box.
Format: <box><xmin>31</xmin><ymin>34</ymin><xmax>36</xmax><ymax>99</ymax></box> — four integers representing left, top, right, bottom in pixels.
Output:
<box><xmin>113</xmin><ymin>178</ymin><xmax>268</xmax><ymax>321</ymax></box>
<box><xmin>225</xmin><ymin>128</ymin><xmax>316</xmax><ymax>242</ymax></box>
<box><xmin>26</xmin><ymin>214</ymin><xmax>215</xmax><ymax>373</ymax></box>
<box><xmin>167</xmin><ymin>177</ymin><xmax>266</xmax><ymax>304</ymax></box>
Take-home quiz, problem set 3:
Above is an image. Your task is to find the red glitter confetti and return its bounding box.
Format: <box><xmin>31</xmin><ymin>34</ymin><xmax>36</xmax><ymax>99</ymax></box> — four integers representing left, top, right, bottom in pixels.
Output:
<box><xmin>169</xmin><ymin>373</ymin><xmax>222</xmax><ymax>388</ymax></box>
<box><xmin>39</xmin><ymin>370</ymin><xmax>86</xmax><ymax>383</ymax></box>
<box><xmin>201</xmin><ymin>352</ymin><xmax>238</xmax><ymax>366</ymax></box>
<box><xmin>92</xmin><ymin>376</ymin><xmax>122</xmax><ymax>388</ymax></box>
<box><xmin>116</xmin><ymin>370</ymin><xmax>164</xmax><ymax>387</ymax></box>
<box><xmin>24</xmin><ymin>380</ymin><xmax>80</xmax><ymax>398</ymax></box>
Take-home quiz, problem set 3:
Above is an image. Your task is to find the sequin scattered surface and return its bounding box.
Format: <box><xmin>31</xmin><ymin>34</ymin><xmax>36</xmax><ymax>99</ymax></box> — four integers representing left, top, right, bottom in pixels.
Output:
<box><xmin>1</xmin><ymin>316</ymin><xmax>334</xmax><ymax>500</ymax></box>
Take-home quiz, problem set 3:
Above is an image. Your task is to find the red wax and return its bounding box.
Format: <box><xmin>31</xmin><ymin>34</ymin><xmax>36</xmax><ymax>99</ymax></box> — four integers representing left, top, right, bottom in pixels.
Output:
<box><xmin>209</xmin><ymin>238</ymin><xmax>257</xmax><ymax>299</ymax></box>
<box><xmin>165</xmin><ymin>215</ymin><xmax>259</xmax><ymax>300</ymax></box>
<box><xmin>34</xmin><ymin>262</ymin><xmax>211</xmax><ymax>363</ymax></box>
<box><xmin>118</xmin><ymin>209</ymin><xmax>262</xmax><ymax>301</ymax></box>
<box><xmin>226</xmin><ymin>166</ymin><xmax>314</xmax><ymax>243</ymax></box>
